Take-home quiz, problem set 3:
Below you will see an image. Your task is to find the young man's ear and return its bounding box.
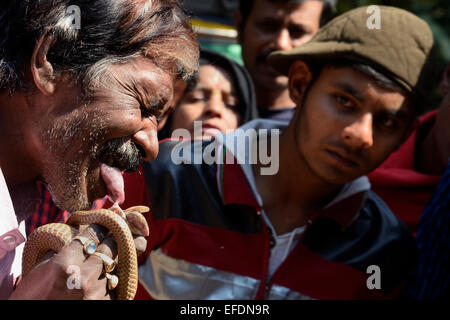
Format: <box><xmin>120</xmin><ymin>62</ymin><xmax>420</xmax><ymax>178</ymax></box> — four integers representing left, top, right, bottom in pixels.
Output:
<box><xmin>288</xmin><ymin>60</ymin><xmax>313</xmax><ymax>105</ymax></box>
<box><xmin>30</xmin><ymin>30</ymin><xmax>56</xmax><ymax>95</ymax></box>
<box><xmin>439</xmin><ymin>63</ymin><xmax>450</xmax><ymax>94</ymax></box>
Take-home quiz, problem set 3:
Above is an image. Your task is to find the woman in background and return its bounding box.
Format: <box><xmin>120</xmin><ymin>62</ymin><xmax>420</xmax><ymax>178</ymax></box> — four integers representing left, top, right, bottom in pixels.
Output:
<box><xmin>159</xmin><ymin>49</ymin><xmax>258</xmax><ymax>140</ymax></box>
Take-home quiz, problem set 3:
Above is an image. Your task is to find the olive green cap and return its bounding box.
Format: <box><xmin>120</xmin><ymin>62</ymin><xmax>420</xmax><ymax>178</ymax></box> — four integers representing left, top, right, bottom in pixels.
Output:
<box><xmin>268</xmin><ymin>6</ymin><xmax>437</xmax><ymax>100</ymax></box>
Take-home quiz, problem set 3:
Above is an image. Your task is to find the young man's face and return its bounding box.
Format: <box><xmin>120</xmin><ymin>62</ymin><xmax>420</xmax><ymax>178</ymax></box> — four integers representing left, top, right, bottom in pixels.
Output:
<box><xmin>289</xmin><ymin>62</ymin><xmax>414</xmax><ymax>185</ymax></box>
<box><xmin>237</xmin><ymin>0</ymin><xmax>322</xmax><ymax>91</ymax></box>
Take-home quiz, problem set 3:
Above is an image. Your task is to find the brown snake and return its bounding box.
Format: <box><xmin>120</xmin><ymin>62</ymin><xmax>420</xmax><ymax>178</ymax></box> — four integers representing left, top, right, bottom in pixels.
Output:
<box><xmin>21</xmin><ymin>205</ymin><xmax>150</xmax><ymax>300</ymax></box>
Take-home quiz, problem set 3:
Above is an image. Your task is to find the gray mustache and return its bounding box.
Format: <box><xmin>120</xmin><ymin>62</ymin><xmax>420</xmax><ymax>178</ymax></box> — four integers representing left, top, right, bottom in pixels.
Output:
<box><xmin>98</xmin><ymin>137</ymin><xmax>141</xmax><ymax>172</ymax></box>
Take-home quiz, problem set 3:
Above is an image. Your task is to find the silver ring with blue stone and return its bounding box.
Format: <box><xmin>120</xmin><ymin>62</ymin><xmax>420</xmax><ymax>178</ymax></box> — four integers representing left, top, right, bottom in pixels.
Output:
<box><xmin>74</xmin><ymin>236</ymin><xmax>97</xmax><ymax>256</ymax></box>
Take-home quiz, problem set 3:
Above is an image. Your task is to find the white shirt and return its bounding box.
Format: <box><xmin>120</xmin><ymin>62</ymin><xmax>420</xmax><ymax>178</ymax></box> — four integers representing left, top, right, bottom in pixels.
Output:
<box><xmin>0</xmin><ymin>167</ymin><xmax>26</xmax><ymax>299</ymax></box>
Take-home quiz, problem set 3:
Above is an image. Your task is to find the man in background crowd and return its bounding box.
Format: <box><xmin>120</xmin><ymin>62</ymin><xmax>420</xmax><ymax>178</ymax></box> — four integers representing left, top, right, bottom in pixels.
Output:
<box><xmin>235</xmin><ymin>0</ymin><xmax>335</xmax><ymax>121</ymax></box>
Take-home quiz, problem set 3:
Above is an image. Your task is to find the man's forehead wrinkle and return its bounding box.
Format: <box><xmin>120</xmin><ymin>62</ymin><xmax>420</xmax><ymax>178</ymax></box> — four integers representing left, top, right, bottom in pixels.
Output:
<box><xmin>136</xmin><ymin>71</ymin><xmax>173</xmax><ymax>108</ymax></box>
<box><xmin>105</xmin><ymin>59</ymin><xmax>172</xmax><ymax>103</ymax></box>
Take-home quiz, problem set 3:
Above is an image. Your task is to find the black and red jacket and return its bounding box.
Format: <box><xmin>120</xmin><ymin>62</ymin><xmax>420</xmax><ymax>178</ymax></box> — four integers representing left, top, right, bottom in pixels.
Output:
<box><xmin>123</xmin><ymin>122</ymin><xmax>416</xmax><ymax>300</ymax></box>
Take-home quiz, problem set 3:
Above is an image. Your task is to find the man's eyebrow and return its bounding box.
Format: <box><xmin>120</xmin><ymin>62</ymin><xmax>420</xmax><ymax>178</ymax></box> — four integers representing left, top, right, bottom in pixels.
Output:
<box><xmin>330</xmin><ymin>81</ymin><xmax>364</xmax><ymax>101</ymax></box>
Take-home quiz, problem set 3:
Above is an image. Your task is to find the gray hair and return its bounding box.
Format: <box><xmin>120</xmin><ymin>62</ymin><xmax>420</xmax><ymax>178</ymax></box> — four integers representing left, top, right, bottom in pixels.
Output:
<box><xmin>0</xmin><ymin>0</ymin><xmax>199</xmax><ymax>94</ymax></box>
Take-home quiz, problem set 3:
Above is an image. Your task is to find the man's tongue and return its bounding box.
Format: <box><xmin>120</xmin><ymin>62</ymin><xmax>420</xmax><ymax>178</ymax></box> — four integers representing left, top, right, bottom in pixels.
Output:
<box><xmin>100</xmin><ymin>163</ymin><xmax>125</xmax><ymax>205</ymax></box>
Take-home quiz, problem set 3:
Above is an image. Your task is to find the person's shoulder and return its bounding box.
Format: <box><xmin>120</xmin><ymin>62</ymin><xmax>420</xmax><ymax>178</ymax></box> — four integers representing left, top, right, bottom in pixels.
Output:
<box><xmin>360</xmin><ymin>190</ymin><xmax>417</xmax><ymax>264</ymax></box>
<box><xmin>362</xmin><ymin>190</ymin><xmax>415</xmax><ymax>241</ymax></box>
<box><xmin>359</xmin><ymin>191</ymin><xmax>417</xmax><ymax>293</ymax></box>
<box><xmin>364</xmin><ymin>191</ymin><xmax>407</xmax><ymax>223</ymax></box>
<box><xmin>302</xmin><ymin>189</ymin><xmax>417</xmax><ymax>296</ymax></box>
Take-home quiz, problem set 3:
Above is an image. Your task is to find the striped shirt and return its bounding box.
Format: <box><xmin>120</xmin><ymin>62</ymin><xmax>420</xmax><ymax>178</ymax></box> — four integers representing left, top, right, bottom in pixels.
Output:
<box><xmin>26</xmin><ymin>181</ymin><xmax>106</xmax><ymax>235</ymax></box>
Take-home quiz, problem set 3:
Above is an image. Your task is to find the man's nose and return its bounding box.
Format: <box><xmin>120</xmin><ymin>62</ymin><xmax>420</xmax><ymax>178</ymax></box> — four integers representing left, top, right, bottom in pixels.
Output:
<box><xmin>131</xmin><ymin>118</ymin><xmax>159</xmax><ymax>162</ymax></box>
<box><xmin>341</xmin><ymin>113</ymin><xmax>374</xmax><ymax>151</ymax></box>
<box><xmin>203</xmin><ymin>89</ymin><xmax>224</xmax><ymax>118</ymax></box>
<box><xmin>273</xmin><ymin>29</ymin><xmax>292</xmax><ymax>51</ymax></box>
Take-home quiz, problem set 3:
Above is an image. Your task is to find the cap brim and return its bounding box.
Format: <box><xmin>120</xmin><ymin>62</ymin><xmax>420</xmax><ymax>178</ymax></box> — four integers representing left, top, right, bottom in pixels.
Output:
<box><xmin>267</xmin><ymin>41</ymin><xmax>413</xmax><ymax>93</ymax></box>
<box><xmin>268</xmin><ymin>41</ymin><xmax>363</xmax><ymax>76</ymax></box>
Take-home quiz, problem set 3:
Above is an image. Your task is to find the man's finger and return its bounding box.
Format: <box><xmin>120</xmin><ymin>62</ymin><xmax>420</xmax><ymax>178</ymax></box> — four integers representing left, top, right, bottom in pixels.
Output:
<box><xmin>62</xmin><ymin>224</ymin><xmax>109</xmax><ymax>264</ymax></box>
<box><xmin>133</xmin><ymin>235</ymin><xmax>147</xmax><ymax>256</ymax></box>
<box><xmin>83</xmin><ymin>235</ymin><xmax>118</xmax><ymax>275</ymax></box>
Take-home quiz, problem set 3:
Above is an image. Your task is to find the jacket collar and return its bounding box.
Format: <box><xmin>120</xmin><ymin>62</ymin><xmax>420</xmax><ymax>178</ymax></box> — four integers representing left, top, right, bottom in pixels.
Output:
<box><xmin>217</xmin><ymin>147</ymin><xmax>370</xmax><ymax>229</ymax></box>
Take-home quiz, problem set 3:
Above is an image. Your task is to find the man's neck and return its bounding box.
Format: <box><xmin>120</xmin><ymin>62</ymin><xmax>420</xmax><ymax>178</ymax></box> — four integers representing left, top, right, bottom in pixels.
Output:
<box><xmin>253</xmin><ymin>126</ymin><xmax>342</xmax><ymax>235</ymax></box>
<box><xmin>8</xmin><ymin>181</ymin><xmax>41</xmax><ymax>224</ymax></box>
<box><xmin>256</xmin><ymin>85</ymin><xmax>295</xmax><ymax>110</ymax></box>
<box><xmin>0</xmin><ymin>91</ymin><xmax>41</xmax><ymax>186</ymax></box>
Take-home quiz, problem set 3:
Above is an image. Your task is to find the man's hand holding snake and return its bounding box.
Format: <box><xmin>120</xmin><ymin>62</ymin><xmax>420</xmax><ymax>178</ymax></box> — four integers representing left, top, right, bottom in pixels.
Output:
<box><xmin>9</xmin><ymin>205</ymin><xmax>149</xmax><ymax>300</ymax></box>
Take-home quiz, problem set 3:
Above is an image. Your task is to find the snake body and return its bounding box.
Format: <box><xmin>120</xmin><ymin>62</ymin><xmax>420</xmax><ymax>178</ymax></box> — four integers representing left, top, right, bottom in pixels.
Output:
<box><xmin>22</xmin><ymin>206</ymin><xmax>149</xmax><ymax>300</ymax></box>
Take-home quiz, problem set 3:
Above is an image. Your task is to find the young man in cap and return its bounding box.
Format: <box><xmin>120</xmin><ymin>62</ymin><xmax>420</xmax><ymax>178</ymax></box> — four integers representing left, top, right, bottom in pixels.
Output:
<box><xmin>123</xmin><ymin>6</ymin><xmax>436</xmax><ymax>299</ymax></box>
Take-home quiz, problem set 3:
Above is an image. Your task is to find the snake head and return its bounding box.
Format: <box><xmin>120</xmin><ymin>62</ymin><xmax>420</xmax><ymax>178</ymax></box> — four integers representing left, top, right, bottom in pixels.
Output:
<box><xmin>125</xmin><ymin>210</ymin><xmax>150</xmax><ymax>237</ymax></box>
<box><xmin>108</xmin><ymin>203</ymin><xmax>150</xmax><ymax>237</ymax></box>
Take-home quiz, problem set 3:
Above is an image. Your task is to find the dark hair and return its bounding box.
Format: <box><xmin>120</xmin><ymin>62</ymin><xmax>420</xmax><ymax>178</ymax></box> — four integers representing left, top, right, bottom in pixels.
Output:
<box><xmin>238</xmin><ymin>0</ymin><xmax>336</xmax><ymax>29</ymax></box>
<box><xmin>0</xmin><ymin>0</ymin><xmax>199</xmax><ymax>94</ymax></box>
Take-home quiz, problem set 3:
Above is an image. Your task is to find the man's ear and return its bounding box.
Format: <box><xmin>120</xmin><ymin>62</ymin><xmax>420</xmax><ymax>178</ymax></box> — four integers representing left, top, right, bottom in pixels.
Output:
<box><xmin>439</xmin><ymin>63</ymin><xmax>450</xmax><ymax>94</ymax></box>
<box><xmin>234</xmin><ymin>10</ymin><xmax>244</xmax><ymax>45</ymax></box>
<box><xmin>288</xmin><ymin>60</ymin><xmax>313</xmax><ymax>105</ymax></box>
<box><xmin>30</xmin><ymin>30</ymin><xmax>56</xmax><ymax>95</ymax></box>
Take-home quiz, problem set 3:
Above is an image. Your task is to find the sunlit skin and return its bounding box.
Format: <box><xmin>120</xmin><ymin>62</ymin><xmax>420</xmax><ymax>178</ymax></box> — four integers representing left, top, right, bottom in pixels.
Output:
<box><xmin>0</xmin><ymin>56</ymin><xmax>175</xmax><ymax>212</ymax></box>
<box><xmin>236</xmin><ymin>0</ymin><xmax>323</xmax><ymax>109</ymax></box>
<box><xmin>170</xmin><ymin>65</ymin><xmax>241</xmax><ymax>139</ymax></box>
<box><xmin>253</xmin><ymin>61</ymin><xmax>415</xmax><ymax>235</ymax></box>
<box><xmin>2</xmin><ymin>32</ymin><xmax>179</xmax><ymax>300</ymax></box>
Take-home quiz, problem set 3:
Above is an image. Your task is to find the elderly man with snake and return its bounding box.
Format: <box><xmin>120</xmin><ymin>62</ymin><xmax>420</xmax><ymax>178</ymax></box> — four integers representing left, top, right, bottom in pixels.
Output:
<box><xmin>0</xmin><ymin>0</ymin><xmax>198</xmax><ymax>299</ymax></box>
